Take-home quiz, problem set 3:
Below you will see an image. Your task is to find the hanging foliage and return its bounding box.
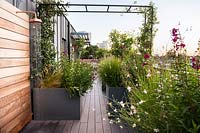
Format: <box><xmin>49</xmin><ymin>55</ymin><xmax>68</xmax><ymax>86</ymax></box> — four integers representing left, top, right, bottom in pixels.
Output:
<box><xmin>37</xmin><ymin>0</ymin><xmax>63</xmax><ymax>78</ymax></box>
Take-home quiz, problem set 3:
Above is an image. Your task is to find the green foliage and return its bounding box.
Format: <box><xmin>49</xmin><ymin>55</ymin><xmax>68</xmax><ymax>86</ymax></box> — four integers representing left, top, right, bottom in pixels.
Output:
<box><xmin>74</xmin><ymin>38</ymin><xmax>86</xmax><ymax>58</ymax></box>
<box><xmin>96</xmin><ymin>48</ymin><xmax>107</xmax><ymax>59</ymax></box>
<box><xmin>37</xmin><ymin>0</ymin><xmax>63</xmax><ymax>78</ymax></box>
<box><xmin>98</xmin><ymin>57</ymin><xmax>123</xmax><ymax>87</ymax></box>
<box><xmin>136</xmin><ymin>2</ymin><xmax>158</xmax><ymax>54</ymax></box>
<box><xmin>109</xmin><ymin>30</ymin><xmax>134</xmax><ymax>58</ymax></box>
<box><xmin>61</xmin><ymin>58</ymin><xmax>93</xmax><ymax>97</ymax></box>
<box><xmin>80</xmin><ymin>45</ymin><xmax>108</xmax><ymax>59</ymax></box>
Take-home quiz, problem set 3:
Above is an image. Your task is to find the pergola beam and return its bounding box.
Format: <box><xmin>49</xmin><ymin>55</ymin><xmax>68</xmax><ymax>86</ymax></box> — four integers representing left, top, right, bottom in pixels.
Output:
<box><xmin>39</xmin><ymin>3</ymin><xmax>151</xmax><ymax>13</ymax></box>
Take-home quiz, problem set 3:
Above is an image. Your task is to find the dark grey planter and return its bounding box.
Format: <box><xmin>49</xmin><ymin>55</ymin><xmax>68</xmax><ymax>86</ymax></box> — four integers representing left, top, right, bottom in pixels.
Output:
<box><xmin>106</xmin><ymin>85</ymin><xmax>128</xmax><ymax>112</ymax></box>
<box><xmin>106</xmin><ymin>85</ymin><xmax>127</xmax><ymax>102</ymax></box>
<box><xmin>102</xmin><ymin>80</ymin><xmax>106</xmax><ymax>92</ymax></box>
<box><xmin>33</xmin><ymin>88</ymin><xmax>83</xmax><ymax>120</ymax></box>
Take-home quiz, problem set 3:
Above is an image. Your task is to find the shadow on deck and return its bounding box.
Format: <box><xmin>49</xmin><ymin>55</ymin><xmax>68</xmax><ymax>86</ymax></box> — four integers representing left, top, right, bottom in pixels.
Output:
<box><xmin>20</xmin><ymin>78</ymin><xmax>135</xmax><ymax>133</ymax></box>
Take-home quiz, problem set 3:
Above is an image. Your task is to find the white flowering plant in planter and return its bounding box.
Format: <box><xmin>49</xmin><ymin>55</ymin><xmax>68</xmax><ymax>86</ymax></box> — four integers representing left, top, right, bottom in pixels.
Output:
<box><xmin>110</xmin><ymin>28</ymin><xmax>200</xmax><ymax>133</ymax></box>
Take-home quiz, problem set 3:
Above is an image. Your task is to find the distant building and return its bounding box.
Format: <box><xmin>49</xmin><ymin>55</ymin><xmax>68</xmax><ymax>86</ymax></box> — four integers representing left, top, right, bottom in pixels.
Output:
<box><xmin>97</xmin><ymin>41</ymin><xmax>111</xmax><ymax>50</ymax></box>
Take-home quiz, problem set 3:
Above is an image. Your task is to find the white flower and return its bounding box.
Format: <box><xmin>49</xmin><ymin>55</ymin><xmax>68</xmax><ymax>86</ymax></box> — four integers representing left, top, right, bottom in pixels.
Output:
<box><xmin>157</xmin><ymin>89</ymin><xmax>161</xmax><ymax>93</ymax></box>
<box><xmin>114</xmin><ymin>109</ymin><xmax>117</xmax><ymax>112</ymax></box>
<box><xmin>132</xmin><ymin>123</ymin><xmax>136</xmax><ymax>128</ymax></box>
<box><xmin>138</xmin><ymin>100</ymin><xmax>145</xmax><ymax>105</ymax></box>
<box><xmin>146</xmin><ymin>73</ymin><xmax>151</xmax><ymax>78</ymax></box>
<box><xmin>133</xmin><ymin>109</ymin><xmax>137</xmax><ymax>114</ymax></box>
<box><xmin>157</xmin><ymin>71</ymin><xmax>161</xmax><ymax>74</ymax></box>
<box><xmin>117</xmin><ymin>119</ymin><xmax>121</xmax><ymax>123</ymax></box>
<box><xmin>143</xmin><ymin>89</ymin><xmax>147</xmax><ymax>94</ymax></box>
<box><xmin>137</xmin><ymin>118</ymin><xmax>141</xmax><ymax>122</ymax></box>
<box><xmin>130</xmin><ymin>111</ymin><xmax>133</xmax><ymax>115</ymax></box>
<box><xmin>137</xmin><ymin>51</ymin><xmax>141</xmax><ymax>55</ymax></box>
<box><xmin>108</xmin><ymin>102</ymin><xmax>112</xmax><ymax>106</ymax></box>
<box><xmin>103</xmin><ymin>118</ymin><xmax>106</xmax><ymax>121</ymax></box>
<box><xmin>154</xmin><ymin>128</ymin><xmax>160</xmax><ymax>132</ymax></box>
<box><xmin>109</xmin><ymin>120</ymin><xmax>113</xmax><ymax>124</ymax></box>
<box><xmin>127</xmin><ymin>74</ymin><xmax>130</xmax><ymax>78</ymax></box>
<box><xmin>131</xmin><ymin>105</ymin><xmax>135</xmax><ymax>110</ymax></box>
<box><xmin>119</xmin><ymin>101</ymin><xmax>125</xmax><ymax>108</ymax></box>
<box><xmin>153</xmin><ymin>63</ymin><xmax>158</xmax><ymax>68</ymax></box>
<box><xmin>120</xmin><ymin>125</ymin><xmax>123</xmax><ymax>129</ymax></box>
<box><xmin>107</xmin><ymin>112</ymin><xmax>111</xmax><ymax>116</ymax></box>
<box><xmin>127</xmin><ymin>86</ymin><xmax>131</xmax><ymax>92</ymax></box>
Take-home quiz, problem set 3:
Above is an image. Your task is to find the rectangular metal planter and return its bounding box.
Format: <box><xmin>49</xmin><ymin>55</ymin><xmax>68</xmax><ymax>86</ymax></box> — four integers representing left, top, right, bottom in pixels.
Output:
<box><xmin>33</xmin><ymin>88</ymin><xmax>82</xmax><ymax>120</ymax></box>
<box><xmin>106</xmin><ymin>85</ymin><xmax>128</xmax><ymax>112</ymax></box>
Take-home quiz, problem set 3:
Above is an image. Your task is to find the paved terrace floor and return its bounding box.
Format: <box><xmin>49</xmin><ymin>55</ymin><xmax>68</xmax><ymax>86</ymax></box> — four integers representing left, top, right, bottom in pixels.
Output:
<box><xmin>20</xmin><ymin>78</ymin><xmax>135</xmax><ymax>133</ymax></box>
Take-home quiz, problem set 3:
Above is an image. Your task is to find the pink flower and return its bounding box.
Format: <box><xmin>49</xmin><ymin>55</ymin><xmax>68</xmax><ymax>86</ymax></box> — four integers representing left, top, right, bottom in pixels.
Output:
<box><xmin>192</xmin><ymin>64</ymin><xmax>200</xmax><ymax>70</ymax></box>
<box><xmin>180</xmin><ymin>43</ymin><xmax>185</xmax><ymax>48</ymax></box>
<box><xmin>191</xmin><ymin>57</ymin><xmax>196</xmax><ymax>63</ymax></box>
<box><xmin>172</xmin><ymin>36</ymin><xmax>179</xmax><ymax>43</ymax></box>
<box><xmin>144</xmin><ymin>54</ymin><xmax>150</xmax><ymax>59</ymax></box>
<box><xmin>172</xmin><ymin>28</ymin><xmax>178</xmax><ymax>36</ymax></box>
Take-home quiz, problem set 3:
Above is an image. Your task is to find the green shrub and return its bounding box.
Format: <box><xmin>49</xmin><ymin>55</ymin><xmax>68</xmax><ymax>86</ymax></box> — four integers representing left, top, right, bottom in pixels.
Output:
<box><xmin>61</xmin><ymin>58</ymin><xmax>93</xmax><ymax>97</ymax></box>
<box><xmin>98</xmin><ymin>57</ymin><xmax>123</xmax><ymax>87</ymax></box>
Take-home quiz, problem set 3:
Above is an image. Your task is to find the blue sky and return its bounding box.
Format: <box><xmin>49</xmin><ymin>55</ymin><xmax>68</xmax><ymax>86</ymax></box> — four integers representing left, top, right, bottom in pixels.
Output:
<box><xmin>66</xmin><ymin>0</ymin><xmax>200</xmax><ymax>55</ymax></box>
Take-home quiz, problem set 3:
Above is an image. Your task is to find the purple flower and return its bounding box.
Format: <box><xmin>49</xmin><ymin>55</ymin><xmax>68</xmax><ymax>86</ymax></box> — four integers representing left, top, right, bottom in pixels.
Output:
<box><xmin>172</xmin><ymin>36</ymin><xmax>179</xmax><ymax>43</ymax></box>
<box><xmin>172</xmin><ymin>28</ymin><xmax>178</xmax><ymax>36</ymax></box>
<box><xmin>144</xmin><ymin>54</ymin><xmax>150</xmax><ymax>59</ymax></box>
<box><xmin>191</xmin><ymin>57</ymin><xmax>196</xmax><ymax>63</ymax></box>
<box><xmin>180</xmin><ymin>43</ymin><xmax>185</xmax><ymax>48</ymax></box>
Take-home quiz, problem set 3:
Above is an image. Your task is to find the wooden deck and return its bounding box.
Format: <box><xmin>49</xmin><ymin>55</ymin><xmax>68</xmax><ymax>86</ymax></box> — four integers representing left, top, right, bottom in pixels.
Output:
<box><xmin>20</xmin><ymin>78</ymin><xmax>135</xmax><ymax>133</ymax></box>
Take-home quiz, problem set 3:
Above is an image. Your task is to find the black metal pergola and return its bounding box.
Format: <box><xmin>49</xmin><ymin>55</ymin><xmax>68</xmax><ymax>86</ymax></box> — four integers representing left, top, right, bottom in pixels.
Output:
<box><xmin>39</xmin><ymin>3</ymin><xmax>154</xmax><ymax>49</ymax></box>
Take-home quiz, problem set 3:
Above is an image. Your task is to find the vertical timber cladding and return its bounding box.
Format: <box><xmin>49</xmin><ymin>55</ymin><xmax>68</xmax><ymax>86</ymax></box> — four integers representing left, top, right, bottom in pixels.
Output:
<box><xmin>0</xmin><ymin>0</ymin><xmax>32</xmax><ymax>132</ymax></box>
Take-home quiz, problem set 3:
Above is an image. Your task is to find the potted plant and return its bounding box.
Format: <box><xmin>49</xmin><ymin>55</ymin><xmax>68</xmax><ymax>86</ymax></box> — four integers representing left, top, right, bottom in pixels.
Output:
<box><xmin>33</xmin><ymin>58</ymin><xmax>93</xmax><ymax>120</ymax></box>
<box><xmin>98</xmin><ymin>57</ymin><xmax>127</xmax><ymax>111</ymax></box>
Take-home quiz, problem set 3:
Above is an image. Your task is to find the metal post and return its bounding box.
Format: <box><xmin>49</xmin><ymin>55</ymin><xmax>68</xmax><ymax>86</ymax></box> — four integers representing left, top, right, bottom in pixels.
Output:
<box><xmin>150</xmin><ymin>6</ymin><xmax>154</xmax><ymax>54</ymax></box>
<box><xmin>67</xmin><ymin>21</ymin><xmax>71</xmax><ymax>60</ymax></box>
<box><xmin>30</xmin><ymin>22</ymin><xmax>41</xmax><ymax>119</ymax></box>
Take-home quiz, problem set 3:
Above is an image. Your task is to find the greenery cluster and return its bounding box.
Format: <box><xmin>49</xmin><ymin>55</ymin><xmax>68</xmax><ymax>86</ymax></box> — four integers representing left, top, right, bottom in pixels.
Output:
<box><xmin>61</xmin><ymin>58</ymin><xmax>93</xmax><ymax>97</ymax></box>
<box><xmin>80</xmin><ymin>45</ymin><xmax>108</xmax><ymax>59</ymax></box>
<box><xmin>110</xmin><ymin>28</ymin><xmax>200</xmax><ymax>132</ymax></box>
<box><xmin>40</xmin><ymin>56</ymin><xmax>93</xmax><ymax>97</ymax></box>
<box><xmin>101</xmin><ymin>2</ymin><xmax>200</xmax><ymax>132</ymax></box>
<box><xmin>98</xmin><ymin>57</ymin><xmax>123</xmax><ymax>87</ymax></box>
<box><xmin>73</xmin><ymin>38</ymin><xmax>85</xmax><ymax>59</ymax></box>
<box><xmin>136</xmin><ymin>1</ymin><xmax>158</xmax><ymax>54</ymax></box>
<box><xmin>109</xmin><ymin>30</ymin><xmax>134</xmax><ymax>58</ymax></box>
<box><xmin>37</xmin><ymin>0</ymin><xmax>63</xmax><ymax>78</ymax></box>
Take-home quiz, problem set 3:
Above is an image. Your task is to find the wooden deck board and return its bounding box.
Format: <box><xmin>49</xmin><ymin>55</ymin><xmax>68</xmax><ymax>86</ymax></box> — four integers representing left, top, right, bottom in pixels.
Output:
<box><xmin>20</xmin><ymin>78</ymin><xmax>131</xmax><ymax>133</ymax></box>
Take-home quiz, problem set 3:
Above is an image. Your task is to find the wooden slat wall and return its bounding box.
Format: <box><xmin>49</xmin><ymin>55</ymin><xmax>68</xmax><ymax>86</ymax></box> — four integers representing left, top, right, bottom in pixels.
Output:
<box><xmin>0</xmin><ymin>0</ymin><xmax>32</xmax><ymax>132</ymax></box>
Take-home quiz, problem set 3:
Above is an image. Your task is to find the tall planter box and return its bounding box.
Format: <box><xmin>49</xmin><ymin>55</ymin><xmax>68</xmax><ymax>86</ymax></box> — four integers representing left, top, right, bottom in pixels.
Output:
<box><xmin>106</xmin><ymin>85</ymin><xmax>128</xmax><ymax>111</ymax></box>
<box><xmin>33</xmin><ymin>88</ymin><xmax>83</xmax><ymax>120</ymax></box>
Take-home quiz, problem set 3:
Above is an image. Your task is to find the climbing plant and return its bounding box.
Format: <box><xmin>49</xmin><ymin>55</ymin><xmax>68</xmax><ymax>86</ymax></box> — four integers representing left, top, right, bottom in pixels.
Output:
<box><xmin>136</xmin><ymin>2</ymin><xmax>158</xmax><ymax>54</ymax></box>
<box><xmin>37</xmin><ymin>0</ymin><xmax>63</xmax><ymax>78</ymax></box>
